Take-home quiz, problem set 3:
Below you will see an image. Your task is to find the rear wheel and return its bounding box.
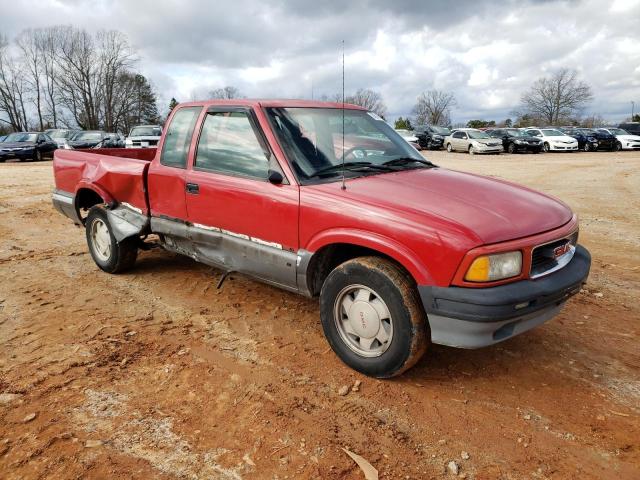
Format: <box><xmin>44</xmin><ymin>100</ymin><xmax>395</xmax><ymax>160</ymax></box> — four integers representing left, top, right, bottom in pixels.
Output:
<box><xmin>85</xmin><ymin>206</ymin><xmax>138</xmax><ymax>273</ymax></box>
<box><xmin>319</xmin><ymin>257</ymin><xmax>429</xmax><ymax>378</ymax></box>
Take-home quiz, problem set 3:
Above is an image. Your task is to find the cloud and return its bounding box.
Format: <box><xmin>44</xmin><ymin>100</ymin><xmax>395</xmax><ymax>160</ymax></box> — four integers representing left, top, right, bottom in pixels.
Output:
<box><xmin>0</xmin><ymin>0</ymin><xmax>638</xmax><ymax>122</ymax></box>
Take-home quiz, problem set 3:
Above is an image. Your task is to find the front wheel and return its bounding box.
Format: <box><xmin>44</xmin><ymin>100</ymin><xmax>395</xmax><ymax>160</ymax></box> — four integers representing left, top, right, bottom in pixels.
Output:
<box><xmin>507</xmin><ymin>143</ymin><xmax>516</xmax><ymax>154</ymax></box>
<box><xmin>85</xmin><ymin>206</ymin><xmax>138</xmax><ymax>273</ymax></box>
<box><xmin>613</xmin><ymin>142</ymin><xmax>621</xmax><ymax>152</ymax></box>
<box><xmin>543</xmin><ymin>142</ymin><xmax>550</xmax><ymax>152</ymax></box>
<box><xmin>583</xmin><ymin>143</ymin><xmax>590</xmax><ymax>152</ymax></box>
<box><xmin>446</xmin><ymin>143</ymin><xmax>453</xmax><ymax>153</ymax></box>
<box><xmin>320</xmin><ymin>257</ymin><xmax>429</xmax><ymax>378</ymax></box>
<box><xmin>468</xmin><ymin>145</ymin><xmax>475</xmax><ymax>155</ymax></box>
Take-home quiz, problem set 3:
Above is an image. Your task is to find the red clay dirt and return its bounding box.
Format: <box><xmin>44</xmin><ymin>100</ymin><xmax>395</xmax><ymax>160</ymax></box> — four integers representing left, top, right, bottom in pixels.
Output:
<box><xmin>0</xmin><ymin>150</ymin><xmax>638</xmax><ymax>479</ymax></box>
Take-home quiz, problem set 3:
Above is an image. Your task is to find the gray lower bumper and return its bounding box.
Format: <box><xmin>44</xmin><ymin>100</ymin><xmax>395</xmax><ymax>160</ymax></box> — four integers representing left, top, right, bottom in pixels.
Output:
<box><xmin>429</xmin><ymin>303</ymin><xmax>563</xmax><ymax>348</ymax></box>
<box><xmin>52</xmin><ymin>190</ymin><xmax>81</xmax><ymax>225</ymax></box>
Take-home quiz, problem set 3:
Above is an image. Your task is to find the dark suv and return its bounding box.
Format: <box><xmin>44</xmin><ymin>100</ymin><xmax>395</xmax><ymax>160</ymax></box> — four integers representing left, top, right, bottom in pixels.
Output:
<box><xmin>414</xmin><ymin>125</ymin><xmax>451</xmax><ymax>150</ymax></box>
<box><xmin>561</xmin><ymin>127</ymin><xmax>616</xmax><ymax>151</ymax></box>
<box><xmin>619</xmin><ymin>122</ymin><xmax>640</xmax><ymax>135</ymax></box>
<box><xmin>486</xmin><ymin>128</ymin><xmax>544</xmax><ymax>153</ymax></box>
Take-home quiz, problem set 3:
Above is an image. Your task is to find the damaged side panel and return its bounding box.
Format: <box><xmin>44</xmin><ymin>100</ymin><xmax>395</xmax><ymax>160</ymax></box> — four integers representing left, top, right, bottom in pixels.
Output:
<box><xmin>151</xmin><ymin>217</ymin><xmax>299</xmax><ymax>292</ymax></box>
<box><xmin>106</xmin><ymin>204</ymin><xmax>150</xmax><ymax>242</ymax></box>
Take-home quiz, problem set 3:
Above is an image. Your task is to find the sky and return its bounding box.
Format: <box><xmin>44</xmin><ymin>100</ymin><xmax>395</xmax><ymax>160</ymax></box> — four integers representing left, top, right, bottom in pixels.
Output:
<box><xmin>1</xmin><ymin>0</ymin><xmax>639</xmax><ymax>124</ymax></box>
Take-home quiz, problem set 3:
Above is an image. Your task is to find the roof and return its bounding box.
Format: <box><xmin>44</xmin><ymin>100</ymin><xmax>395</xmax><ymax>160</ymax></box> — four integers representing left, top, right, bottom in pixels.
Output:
<box><xmin>177</xmin><ymin>98</ymin><xmax>368</xmax><ymax>110</ymax></box>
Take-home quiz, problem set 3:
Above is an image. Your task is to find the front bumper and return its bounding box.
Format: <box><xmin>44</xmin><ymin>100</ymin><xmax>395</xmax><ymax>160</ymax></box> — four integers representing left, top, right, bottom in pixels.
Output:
<box><xmin>0</xmin><ymin>149</ymin><xmax>35</xmax><ymax>160</ymax></box>
<box><xmin>549</xmin><ymin>143</ymin><xmax>578</xmax><ymax>151</ymax></box>
<box><xmin>418</xmin><ymin>244</ymin><xmax>591</xmax><ymax>348</ymax></box>
<box><xmin>475</xmin><ymin>145</ymin><xmax>503</xmax><ymax>154</ymax></box>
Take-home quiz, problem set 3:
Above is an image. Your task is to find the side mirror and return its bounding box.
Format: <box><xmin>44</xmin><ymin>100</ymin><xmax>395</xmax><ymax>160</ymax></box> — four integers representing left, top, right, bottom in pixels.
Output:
<box><xmin>268</xmin><ymin>169</ymin><xmax>284</xmax><ymax>185</ymax></box>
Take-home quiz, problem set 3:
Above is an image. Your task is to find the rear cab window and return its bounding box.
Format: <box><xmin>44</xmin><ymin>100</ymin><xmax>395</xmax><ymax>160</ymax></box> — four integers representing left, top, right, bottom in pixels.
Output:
<box><xmin>160</xmin><ymin>106</ymin><xmax>202</xmax><ymax>168</ymax></box>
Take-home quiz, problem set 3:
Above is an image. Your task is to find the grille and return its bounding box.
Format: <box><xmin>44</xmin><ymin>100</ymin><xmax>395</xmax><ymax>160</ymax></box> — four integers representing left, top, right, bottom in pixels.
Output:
<box><xmin>530</xmin><ymin>231</ymin><xmax>578</xmax><ymax>278</ymax></box>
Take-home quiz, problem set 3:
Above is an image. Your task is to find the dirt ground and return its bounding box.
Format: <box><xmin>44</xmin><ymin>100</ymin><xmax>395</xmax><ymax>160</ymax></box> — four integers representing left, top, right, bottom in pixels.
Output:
<box><xmin>0</xmin><ymin>149</ymin><xmax>638</xmax><ymax>480</ymax></box>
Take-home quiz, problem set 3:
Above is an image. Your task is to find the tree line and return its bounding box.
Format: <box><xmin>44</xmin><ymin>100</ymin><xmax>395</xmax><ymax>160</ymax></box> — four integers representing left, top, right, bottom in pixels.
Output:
<box><xmin>0</xmin><ymin>26</ymin><xmax>160</xmax><ymax>134</ymax></box>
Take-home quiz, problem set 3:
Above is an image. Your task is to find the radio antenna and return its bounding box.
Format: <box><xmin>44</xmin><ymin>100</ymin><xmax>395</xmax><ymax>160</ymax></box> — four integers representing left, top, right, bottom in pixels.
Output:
<box><xmin>341</xmin><ymin>40</ymin><xmax>346</xmax><ymax>191</ymax></box>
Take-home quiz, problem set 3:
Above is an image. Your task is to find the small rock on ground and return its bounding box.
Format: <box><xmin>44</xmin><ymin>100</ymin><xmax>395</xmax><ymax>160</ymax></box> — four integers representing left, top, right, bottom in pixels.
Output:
<box><xmin>337</xmin><ymin>385</ymin><xmax>350</xmax><ymax>396</ymax></box>
<box><xmin>461</xmin><ymin>451</ymin><xmax>470</xmax><ymax>460</ymax></box>
<box><xmin>447</xmin><ymin>460</ymin><xmax>459</xmax><ymax>475</ymax></box>
<box><xmin>22</xmin><ymin>413</ymin><xmax>37</xmax><ymax>423</ymax></box>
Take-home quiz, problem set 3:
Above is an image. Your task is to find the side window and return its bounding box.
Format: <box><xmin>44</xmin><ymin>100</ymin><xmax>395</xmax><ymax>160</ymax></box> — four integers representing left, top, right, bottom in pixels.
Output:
<box><xmin>160</xmin><ymin>106</ymin><xmax>201</xmax><ymax>168</ymax></box>
<box><xmin>452</xmin><ymin>131</ymin><xmax>462</xmax><ymax>139</ymax></box>
<box><xmin>195</xmin><ymin>111</ymin><xmax>269</xmax><ymax>180</ymax></box>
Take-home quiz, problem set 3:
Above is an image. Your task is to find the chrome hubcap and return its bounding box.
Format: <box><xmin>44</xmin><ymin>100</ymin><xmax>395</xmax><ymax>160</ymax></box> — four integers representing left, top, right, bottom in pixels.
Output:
<box><xmin>333</xmin><ymin>285</ymin><xmax>393</xmax><ymax>357</ymax></box>
<box><xmin>91</xmin><ymin>218</ymin><xmax>112</xmax><ymax>261</ymax></box>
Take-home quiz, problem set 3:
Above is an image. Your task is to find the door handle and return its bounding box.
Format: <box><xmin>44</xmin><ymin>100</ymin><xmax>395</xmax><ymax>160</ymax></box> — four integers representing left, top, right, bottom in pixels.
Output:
<box><xmin>186</xmin><ymin>183</ymin><xmax>199</xmax><ymax>194</ymax></box>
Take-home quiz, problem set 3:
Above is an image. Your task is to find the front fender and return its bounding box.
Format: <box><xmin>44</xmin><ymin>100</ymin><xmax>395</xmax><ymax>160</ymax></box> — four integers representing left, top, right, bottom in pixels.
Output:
<box><xmin>305</xmin><ymin>227</ymin><xmax>434</xmax><ymax>285</ymax></box>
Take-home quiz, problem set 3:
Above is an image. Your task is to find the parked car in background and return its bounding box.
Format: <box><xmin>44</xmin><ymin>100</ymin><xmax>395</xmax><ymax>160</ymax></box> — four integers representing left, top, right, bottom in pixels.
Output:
<box><xmin>68</xmin><ymin>131</ymin><xmax>111</xmax><ymax>149</ymax></box>
<box><xmin>45</xmin><ymin>129</ymin><xmax>81</xmax><ymax>149</ymax></box>
<box><xmin>414</xmin><ymin>125</ymin><xmax>450</xmax><ymax>150</ymax></box>
<box><xmin>394</xmin><ymin>129</ymin><xmax>421</xmax><ymax>150</ymax></box>
<box><xmin>598</xmin><ymin>127</ymin><xmax>640</xmax><ymax>150</ymax></box>
<box><xmin>558</xmin><ymin>127</ymin><xmax>599</xmax><ymax>152</ymax></box>
<box><xmin>444</xmin><ymin>128</ymin><xmax>503</xmax><ymax>155</ymax></box>
<box><xmin>125</xmin><ymin>125</ymin><xmax>162</xmax><ymax>148</ymax></box>
<box><xmin>524</xmin><ymin>128</ymin><xmax>578</xmax><ymax>152</ymax></box>
<box><xmin>560</xmin><ymin>127</ymin><xmax>616</xmax><ymax>151</ymax></box>
<box><xmin>0</xmin><ymin>132</ymin><xmax>57</xmax><ymax>162</ymax></box>
<box><xmin>619</xmin><ymin>122</ymin><xmax>640</xmax><ymax>135</ymax></box>
<box><xmin>486</xmin><ymin>128</ymin><xmax>544</xmax><ymax>153</ymax></box>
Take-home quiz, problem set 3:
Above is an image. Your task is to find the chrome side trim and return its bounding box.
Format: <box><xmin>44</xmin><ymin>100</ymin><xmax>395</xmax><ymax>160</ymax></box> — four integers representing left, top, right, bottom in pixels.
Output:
<box><xmin>530</xmin><ymin>245</ymin><xmax>576</xmax><ymax>279</ymax></box>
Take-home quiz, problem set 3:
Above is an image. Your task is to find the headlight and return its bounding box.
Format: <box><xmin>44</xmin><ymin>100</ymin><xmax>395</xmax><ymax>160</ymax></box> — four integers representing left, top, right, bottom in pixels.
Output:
<box><xmin>433</xmin><ymin>135</ymin><xmax>443</xmax><ymax>140</ymax></box>
<box><xmin>465</xmin><ymin>251</ymin><xmax>522</xmax><ymax>282</ymax></box>
<box><xmin>515</xmin><ymin>140</ymin><xmax>525</xmax><ymax>144</ymax></box>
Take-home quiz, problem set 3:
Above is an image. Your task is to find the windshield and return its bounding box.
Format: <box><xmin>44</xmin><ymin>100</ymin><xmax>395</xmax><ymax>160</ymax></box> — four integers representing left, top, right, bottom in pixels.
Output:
<box><xmin>130</xmin><ymin>126</ymin><xmax>162</xmax><ymax>137</ymax></box>
<box><xmin>541</xmin><ymin>129</ymin><xmax>564</xmax><ymax>137</ymax></box>
<box><xmin>395</xmin><ymin>129</ymin><xmax>415</xmax><ymax>138</ymax></box>
<box><xmin>505</xmin><ymin>129</ymin><xmax>526</xmax><ymax>137</ymax></box>
<box><xmin>607</xmin><ymin>128</ymin><xmax>627</xmax><ymax>135</ymax></box>
<box><xmin>5</xmin><ymin>133</ymin><xmax>37</xmax><ymax>142</ymax></box>
<box><xmin>467</xmin><ymin>130</ymin><xmax>491</xmax><ymax>139</ymax></box>
<box><xmin>580</xmin><ymin>129</ymin><xmax>597</xmax><ymax>135</ymax></box>
<box><xmin>47</xmin><ymin>129</ymin><xmax>74</xmax><ymax>139</ymax></box>
<box><xmin>431</xmin><ymin>126</ymin><xmax>450</xmax><ymax>135</ymax></box>
<box><xmin>267</xmin><ymin>107</ymin><xmax>427</xmax><ymax>184</ymax></box>
<box><xmin>74</xmin><ymin>132</ymin><xmax>103</xmax><ymax>141</ymax></box>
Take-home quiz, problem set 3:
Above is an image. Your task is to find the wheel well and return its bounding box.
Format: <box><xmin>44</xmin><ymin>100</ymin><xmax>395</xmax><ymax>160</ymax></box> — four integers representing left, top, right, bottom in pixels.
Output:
<box><xmin>306</xmin><ymin>243</ymin><xmax>415</xmax><ymax>297</ymax></box>
<box><xmin>75</xmin><ymin>188</ymin><xmax>105</xmax><ymax>222</ymax></box>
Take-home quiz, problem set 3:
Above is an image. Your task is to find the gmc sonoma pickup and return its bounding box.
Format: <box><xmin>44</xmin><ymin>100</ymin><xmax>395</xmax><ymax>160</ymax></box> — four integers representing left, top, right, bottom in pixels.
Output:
<box><xmin>52</xmin><ymin>100</ymin><xmax>591</xmax><ymax>378</ymax></box>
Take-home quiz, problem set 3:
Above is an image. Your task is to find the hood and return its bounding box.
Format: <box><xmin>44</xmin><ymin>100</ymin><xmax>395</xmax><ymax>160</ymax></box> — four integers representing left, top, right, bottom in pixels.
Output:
<box><xmin>514</xmin><ymin>135</ymin><xmax>542</xmax><ymax>142</ymax></box>
<box><xmin>127</xmin><ymin>135</ymin><xmax>161</xmax><ymax>141</ymax></box>
<box><xmin>617</xmin><ymin>134</ymin><xmax>640</xmax><ymax>141</ymax></box>
<box><xmin>0</xmin><ymin>141</ymin><xmax>35</xmax><ymax>149</ymax></box>
<box><xmin>313</xmin><ymin>168</ymin><xmax>572</xmax><ymax>244</ymax></box>
<box><xmin>548</xmin><ymin>135</ymin><xmax>577</xmax><ymax>143</ymax></box>
<box><xmin>69</xmin><ymin>140</ymin><xmax>100</xmax><ymax>147</ymax></box>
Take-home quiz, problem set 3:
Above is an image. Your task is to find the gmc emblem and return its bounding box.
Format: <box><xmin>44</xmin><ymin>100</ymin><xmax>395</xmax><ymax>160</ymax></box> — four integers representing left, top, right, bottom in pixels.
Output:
<box><xmin>553</xmin><ymin>242</ymin><xmax>571</xmax><ymax>258</ymax></box>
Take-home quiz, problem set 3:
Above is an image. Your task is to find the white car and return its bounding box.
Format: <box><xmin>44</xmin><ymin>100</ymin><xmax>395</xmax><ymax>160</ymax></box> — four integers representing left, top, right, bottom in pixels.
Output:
<box><xmin>444</xmin><ymin>128</ymin><xmax>503</xmax><ymax>155</ymax></box>
<box><xmin>125</xmin><ymin>125</ymin><xmax>162</xmax><ymax>148</ymax></box>
<box><xmin>524</xmin><ymin>128</ymin><xmax>578</xmax><ymax>152</ymax></box>
<box><xmin>597</xmin><ymin>128</ymin><xmax>640</xmax><ymax>151</ymax></box>
<box><xmin>394</xmin><ymin>129</ymin><xmax>421</xmax><ymax>150</ymax></box>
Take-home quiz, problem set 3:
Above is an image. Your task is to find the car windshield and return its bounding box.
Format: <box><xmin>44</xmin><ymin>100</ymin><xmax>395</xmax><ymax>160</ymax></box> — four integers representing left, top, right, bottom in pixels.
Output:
<box><xmin>266</xmin><ymin>107</ymin><xmax>428</xmax><ymax>184</ymax></box>
<box><xmin>467</xmin><ymin>130</ymin><xmax>491</xmax><ymax>139</ymax></box>
<box><xmin>395</xmin><ymin>129</ymin><xmax>414</xmax><ymax>138</ymax></box>
<box><xmin>130</xmin><ymin>126</ymin><xmax>162</xmax><ymax>136</ymax></box>
<box><xmin>580</xmin><ymin>129</ymin><xmax>597</xmax><ymax>135</ymax></box>
<box><xmin>5</xmin><ymin>133</ymin><xmax>37</xmax><ymax>142</ymax></box>
<box><xmin>607</xmin><ymin>128</ymin><xmax>627</xmax><ymax>135</ymax></box>
<box><xmin>431</xmin><ymin>126</ymin><xmax>450</xmax><ymax>135</ymax></box>
<box><xmin>541</xmin><ymin>129</ymin><xmax>565</xmax><ymax>137</ymax></box>
<box><xmin>74</xmin><ymin>132</ymin><xmax>103</xmax><ymax>141</ymax></box>
<box><xmin>505</xmin><ymin>129</ymin><xmax>526</xmax><ymax>137</ymax></box>
<box><xmin>47</xmin><ymin>129</ymin><xmax>74</xmax><ymax>139</ymax></box>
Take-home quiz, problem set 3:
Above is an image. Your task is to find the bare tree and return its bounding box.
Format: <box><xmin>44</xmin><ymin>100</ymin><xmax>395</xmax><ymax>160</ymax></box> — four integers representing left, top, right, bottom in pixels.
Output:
<box><xmin>0</xmin><ymin>35</ymin><xmax>29</xmax><ymax>130</ymax></box>
<box><xmin>209</xmin><ymin>86</ymin><xmax>244</xmax><ymax>99</ymax></box>
<box><xmin>16</xmin><ymin>30</ymin><xmax>45</xmax><ymax>130</ymax></box>
<box><xmin>97</xmin><ymin>30</ymin><xmax>134</xmax><ymax>132</ymax></box>
<box><xmin>38</xmin><ymin>27</ymin><xmax>62</xmax><ymax>128</ymax></box>
<box><xmin>520</xmin><ymin>68</ymin><xmax>593</xmax><ymax>125</ymax></box>
<box><xmin>345</xmin><ymin>88</ymin><xmax>387</xmax><ymax>118</ymax></box>
<box><xmin>413</xmin><ymin>90</ymin><xmax>456</xmax><ymax>126</ymax></box>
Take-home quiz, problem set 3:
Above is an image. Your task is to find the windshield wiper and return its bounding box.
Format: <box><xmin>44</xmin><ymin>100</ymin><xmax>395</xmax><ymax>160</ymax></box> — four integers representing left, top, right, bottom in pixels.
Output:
<box><xmin>309</xmin><ymin>161</ymin><xmax>393</xmax><ymax>178</ymax></box>
<box><xmin>382</xmin><ymin>157</ymin><xmax>437</xmax><ymax>168</ymax></box>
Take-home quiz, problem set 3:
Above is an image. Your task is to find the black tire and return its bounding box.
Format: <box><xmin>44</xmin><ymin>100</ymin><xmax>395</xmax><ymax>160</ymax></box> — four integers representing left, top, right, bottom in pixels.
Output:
<box><xmin>468</xmin><ymin>145</ymin><xmax>475</xmax><ymax>155</ymax></box>
<box><xmin>612</xmin><ymin>142</ymin><xmax>620</xmax><ymax>152</ymax></box>
<box><xmin>543</xmin><ymin>142</ymin><xmax>550</xmax><ymax>153</ymax></box>
<box><xmin>583</xmin><ymin>143</ymin><xmax>590</xmax><ymax>152</ymax></box>
<box><xmin>85</xmin><ymin>206</ymin><xmax>138</xmax><ymax>273</ymax></box>
<box><xmin>446</xmin><ymin>143</ymin><xmax>453</xmax><ymax>153</ymax></box>
<box><xmin>507</xmin><ymin>143</ymin><xmax>516</xmax><ymax>154</ymax></box>
<box><xmin>319</xmin><ymin>256</ymin><xmax>429</xmax><ymax>378</ymax></box>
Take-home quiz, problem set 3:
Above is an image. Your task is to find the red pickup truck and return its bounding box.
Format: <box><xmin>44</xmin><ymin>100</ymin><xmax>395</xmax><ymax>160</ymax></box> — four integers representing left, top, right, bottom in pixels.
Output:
<box><xmin>52</xmin><ymin>100</ymin><xmax>591</xmax><ymax>377</ymax></box>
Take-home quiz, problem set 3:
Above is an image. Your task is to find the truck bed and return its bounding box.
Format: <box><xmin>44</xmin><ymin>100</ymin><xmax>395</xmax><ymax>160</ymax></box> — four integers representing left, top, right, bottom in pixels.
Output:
<box><xmin>53</xmin><ymin>148</ymin><xmax>155</xmax><ymax>215</ymax></box>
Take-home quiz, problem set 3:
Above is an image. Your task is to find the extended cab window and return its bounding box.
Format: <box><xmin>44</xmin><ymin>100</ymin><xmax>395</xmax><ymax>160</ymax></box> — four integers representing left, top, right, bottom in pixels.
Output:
<box><xmin>195</xmin><ymin>111</ymin><xmax>269</xmax><ymax>180</ymax></box>
<box><xmin>160</xmin><ymin>106</ymin><xmax>201</xmax><ymax>168</ymax></box>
